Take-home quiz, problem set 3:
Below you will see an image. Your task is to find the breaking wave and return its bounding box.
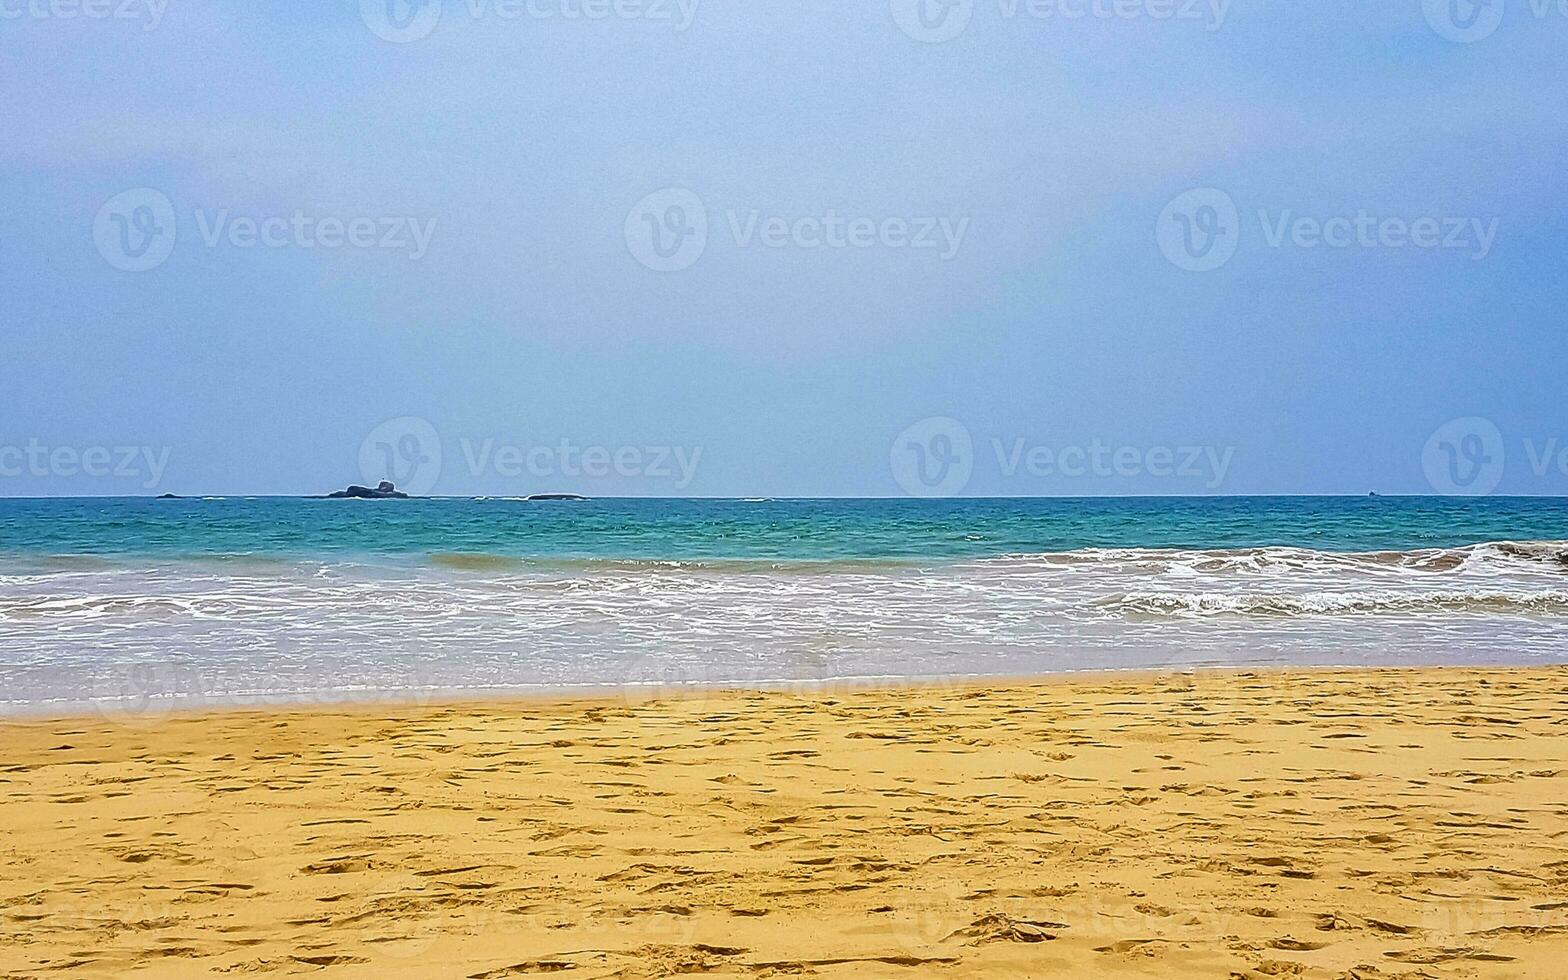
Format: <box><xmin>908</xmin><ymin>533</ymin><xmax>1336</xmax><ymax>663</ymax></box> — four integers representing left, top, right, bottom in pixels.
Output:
<box><xmin>983</xmin><ymin>540</ymin><xmax>1568</xmax><ymax>575</ymax></box>
<box><xmin>1</xmin><ymin>539</ymin><xmax>1565</xmax><ymax>711</ymax></box>
<box><xmin>1101</xmin><ymin>589</ymin><xmax>1568</xmax><ymax>617</ymax></box>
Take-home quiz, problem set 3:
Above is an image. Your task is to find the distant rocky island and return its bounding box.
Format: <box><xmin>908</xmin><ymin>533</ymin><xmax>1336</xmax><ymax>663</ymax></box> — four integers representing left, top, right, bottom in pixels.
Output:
<box><xmin>327</xmin><ymin>481</ymin><xmax>411</xmax><ymax>499</ymax></box>
<box><xmin>318</xmin><ymin>483</ymin><xmax>589</xmax><ymax>501</ymax></box>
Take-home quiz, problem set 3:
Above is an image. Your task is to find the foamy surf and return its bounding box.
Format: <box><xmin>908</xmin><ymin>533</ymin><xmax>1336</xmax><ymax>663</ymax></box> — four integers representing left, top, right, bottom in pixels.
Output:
<box><xmin>2</xmin><ymin>495</ymin><xmax>1565</xmax><ymax>711</ymax></box>
<box><xmin>1</xmin><ymin>537</ymin><xmax>1565</xmax><ymax>713</ymax></box>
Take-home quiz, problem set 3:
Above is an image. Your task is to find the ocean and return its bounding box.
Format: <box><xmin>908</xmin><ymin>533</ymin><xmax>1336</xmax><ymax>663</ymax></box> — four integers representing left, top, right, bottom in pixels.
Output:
<box><xmin>1</xmin><ymin>495</ymin><xmax>1565</xmax><ymax>715</ymax></box>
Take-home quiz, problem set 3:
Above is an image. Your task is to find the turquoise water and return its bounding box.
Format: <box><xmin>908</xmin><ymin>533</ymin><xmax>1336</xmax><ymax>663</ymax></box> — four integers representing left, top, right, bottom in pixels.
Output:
<box><xmin>3</xmin><ymin>495</ymin><xmax>1566</xmax><ymax>562</ymax></box>
<box><xmin>1</xmin><ymin>496</ymin><xmax>1565</xmax><ymax>714</ymax></box>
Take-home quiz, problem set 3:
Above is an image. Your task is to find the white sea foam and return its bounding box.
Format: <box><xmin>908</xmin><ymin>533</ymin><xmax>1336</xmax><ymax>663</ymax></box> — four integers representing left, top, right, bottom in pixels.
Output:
<box><xmin>0</xmin><ymin>542</ymin><xmax>1564</xmax><ymax>713</ymax></box>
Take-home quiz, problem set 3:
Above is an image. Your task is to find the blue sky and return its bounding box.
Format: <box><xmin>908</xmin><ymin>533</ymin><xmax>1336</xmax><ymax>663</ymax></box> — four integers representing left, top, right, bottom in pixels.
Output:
<box><xmin>2</xmin><ymin>0</ymin><xmax>1564</xmax><ymax>496</ymax></box>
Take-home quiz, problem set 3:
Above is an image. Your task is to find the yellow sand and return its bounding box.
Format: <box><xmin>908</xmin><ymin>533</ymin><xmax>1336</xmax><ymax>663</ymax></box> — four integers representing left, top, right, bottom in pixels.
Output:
<box><xmin>2</xmin><ymin>667</ymin><xmax>1566</xmax><ymax>978</ymax></box>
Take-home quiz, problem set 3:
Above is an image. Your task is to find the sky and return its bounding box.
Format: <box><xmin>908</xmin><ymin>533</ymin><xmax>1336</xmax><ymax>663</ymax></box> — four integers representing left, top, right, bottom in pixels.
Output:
<box><xmin>2</xmin><ymin>0</ymin><xmax>1565</xmax><ymax>497</ymax></box>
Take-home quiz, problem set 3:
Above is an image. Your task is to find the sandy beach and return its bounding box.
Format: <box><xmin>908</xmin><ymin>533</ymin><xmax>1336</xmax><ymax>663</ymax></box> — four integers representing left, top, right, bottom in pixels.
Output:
<box><xmin>2</xmin><ymin>667</ymin><xmax>1565</xmax><ymax>978</ymax></box>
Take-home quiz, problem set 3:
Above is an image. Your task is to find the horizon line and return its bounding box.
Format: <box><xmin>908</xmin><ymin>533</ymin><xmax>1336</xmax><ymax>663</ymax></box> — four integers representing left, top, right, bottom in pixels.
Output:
<box><xmin>3</xmin><ymin>493</ymin><xmax>1566</xmax><ymax>502</ymax></box>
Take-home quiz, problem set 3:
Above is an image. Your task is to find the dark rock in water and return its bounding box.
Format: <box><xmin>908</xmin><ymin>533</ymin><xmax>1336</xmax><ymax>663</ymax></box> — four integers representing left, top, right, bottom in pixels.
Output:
<box><xmin>526</xmin><ymin>493</ymin><xmax>588</xmax><ymax>501</ymax></box>
<box><xmin>328</xmin><ymin>480</ymin><xmax>411</xmax><ymax>499</ymax></box>
<box><xmin>155</xmin><ymin>493</ymin><xmax>183</xmax><ymax>499</ymax></box>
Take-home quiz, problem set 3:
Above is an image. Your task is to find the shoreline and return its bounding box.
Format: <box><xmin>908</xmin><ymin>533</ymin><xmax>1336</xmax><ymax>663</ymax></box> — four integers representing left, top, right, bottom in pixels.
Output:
<box><xmin>8</xmin><ymin>660</ymin><xmax>1568</xmax><ymax>724</ymax></box>
<box><xmin>4</xmin><ymin>665</ymin><xmax>1566</xmax><ymax>977</ymax></box>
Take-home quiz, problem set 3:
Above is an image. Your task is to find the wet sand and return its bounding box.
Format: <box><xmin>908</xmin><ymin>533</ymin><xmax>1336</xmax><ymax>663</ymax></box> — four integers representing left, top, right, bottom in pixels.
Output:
<box><xmin>2</xmin><ymin>667</ymin><xmax>1566</xmax><ymax>978</ymax></box>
